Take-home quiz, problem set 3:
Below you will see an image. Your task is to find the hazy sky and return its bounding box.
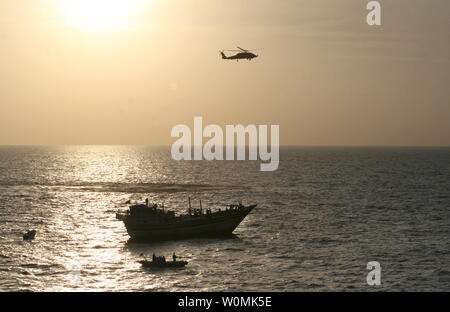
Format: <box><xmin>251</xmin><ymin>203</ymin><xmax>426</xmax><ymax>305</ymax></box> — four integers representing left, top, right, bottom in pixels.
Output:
<box><xmin>1</xmin><ymin>0</ymin><xmax>449</xmax><ymax>145</ymax></box>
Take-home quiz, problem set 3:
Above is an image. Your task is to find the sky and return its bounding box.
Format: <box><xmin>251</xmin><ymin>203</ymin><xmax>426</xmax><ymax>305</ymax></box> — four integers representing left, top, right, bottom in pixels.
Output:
<box><xmin>0</xmin><ymin>0</ymin><xmax>449</xmax><ymax>146</ymax></box>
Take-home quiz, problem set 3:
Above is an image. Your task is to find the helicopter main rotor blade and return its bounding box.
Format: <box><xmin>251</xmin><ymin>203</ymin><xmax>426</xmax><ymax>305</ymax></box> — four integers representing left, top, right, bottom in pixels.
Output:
<box><xmin>223</xmin><ymin>47</ymin><xmax>263</xmax><ymax>53</ymax></box>
<box><xmin>233</xmin><ymin>47</ymin><xmax>264</xmax><ymax>52</ymax></box>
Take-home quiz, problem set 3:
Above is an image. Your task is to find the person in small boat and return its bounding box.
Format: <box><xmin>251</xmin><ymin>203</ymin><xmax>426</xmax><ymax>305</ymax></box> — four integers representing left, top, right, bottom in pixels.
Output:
<box><xmin>172</xmin><ymin>252</ymin><xmax>177</xmax><ymax>262</ymax></box>
<box><xmin>152</xmin><ymin>253</ymin><xmax>156</xmax><ymax>262</ymax></box>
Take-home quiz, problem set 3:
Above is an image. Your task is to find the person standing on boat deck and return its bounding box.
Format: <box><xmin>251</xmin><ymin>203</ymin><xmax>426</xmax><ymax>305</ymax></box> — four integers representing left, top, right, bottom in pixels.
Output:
<box><xmin>173</xmin><ymin>252</ymin><xmax>177</xmax><ymax>262</ymax></box>
<box><xmin>145</xmin><ymin>198</ymin><xmax>149</xmax><ymax>207</ymax></box>
<box><xmin>152</xmin><ymin>253</ymin><xmax>156</xmax><ymax>262</ymax></box>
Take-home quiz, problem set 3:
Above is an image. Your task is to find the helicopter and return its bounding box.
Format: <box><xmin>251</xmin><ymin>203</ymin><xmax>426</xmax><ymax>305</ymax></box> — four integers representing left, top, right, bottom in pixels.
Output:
<box><xmin>220</xmin><ymin>47</ymin><xmax>260</xmax><ymax>61</ymax></box>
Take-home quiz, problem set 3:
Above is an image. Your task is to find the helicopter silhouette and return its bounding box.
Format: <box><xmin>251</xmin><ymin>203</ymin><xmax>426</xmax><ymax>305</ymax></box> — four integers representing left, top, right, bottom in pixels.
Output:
<box><xmin>220</xmin><ymin>47</ymin><xmax>260</xmax><ymax>61</ymax></box>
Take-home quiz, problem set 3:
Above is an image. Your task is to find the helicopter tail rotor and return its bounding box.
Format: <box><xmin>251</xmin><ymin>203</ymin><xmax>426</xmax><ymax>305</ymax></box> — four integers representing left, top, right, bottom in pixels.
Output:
<box><xmin>219</xmin><ymin>50</ymin><xmax>227</xmax><ymax>59</ymax></box>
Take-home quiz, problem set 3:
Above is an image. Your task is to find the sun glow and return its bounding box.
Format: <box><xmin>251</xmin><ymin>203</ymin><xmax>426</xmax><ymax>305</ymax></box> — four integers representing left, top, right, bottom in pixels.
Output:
<box><xmin>61</xmin><ymin>0</ymin><xmax>146</xmax><ymax>30</ymax></box>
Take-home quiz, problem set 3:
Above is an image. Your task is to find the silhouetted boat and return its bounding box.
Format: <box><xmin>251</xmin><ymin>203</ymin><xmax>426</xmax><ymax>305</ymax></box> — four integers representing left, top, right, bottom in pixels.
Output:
<box><xmin>116</xmin><ymin>199</ymin><xmax>256</xmax><ymax>241</ymax></box>
<box><xmin>139</xmin><ymin>260</ymin><xmax>188</xmax><ymax>268</ymax></box>
<box><xmin>23</xmin><ymin>230</ymin><xmax>36</xmax><ymax>240</ymax></box>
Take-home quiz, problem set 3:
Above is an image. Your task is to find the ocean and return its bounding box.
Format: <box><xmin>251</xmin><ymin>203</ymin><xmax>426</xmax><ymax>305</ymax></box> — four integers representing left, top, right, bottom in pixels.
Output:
<box><xmin>0</xmin><ymin>146</ymin><xmax>449</xmax><ymax>291</ymax></box>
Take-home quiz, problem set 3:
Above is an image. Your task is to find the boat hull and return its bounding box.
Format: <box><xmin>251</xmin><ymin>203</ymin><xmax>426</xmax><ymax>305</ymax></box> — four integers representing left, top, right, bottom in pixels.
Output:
<box><xmin>123</xmin><ymin>205</ymin><xmax>255</xmax><ymax>241</ymax></box>
<box><xmin>139</xmin><ymin>260</ymin><xmax>188</xmax><ymax>268</ymax></box>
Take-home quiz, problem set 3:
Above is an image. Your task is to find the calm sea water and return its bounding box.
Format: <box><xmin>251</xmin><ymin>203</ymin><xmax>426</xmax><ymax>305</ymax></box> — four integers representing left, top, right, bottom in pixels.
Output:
<box><xmin>0</xmin><ymin>146</ymin><xmax>449</xmax><ymax>291</ymax></box>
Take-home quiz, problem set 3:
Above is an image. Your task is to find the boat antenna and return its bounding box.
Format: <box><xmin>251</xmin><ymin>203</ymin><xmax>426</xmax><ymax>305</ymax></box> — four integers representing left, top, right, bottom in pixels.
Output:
<box><xmin>200</xmin><ymin>200</ymin><xmax>202</xmax><ymax>213</ymax></box>
<box><xmin>188</xmin><ymin>196</ymin><xmax>191</xmax><ymax>209</ymax></box>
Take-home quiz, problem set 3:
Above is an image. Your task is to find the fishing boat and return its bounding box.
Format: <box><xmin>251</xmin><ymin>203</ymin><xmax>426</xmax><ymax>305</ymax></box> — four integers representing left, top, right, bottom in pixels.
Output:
<box><xmin>116</xmin><ymin>198</ymin><xmax>256</xmax><ymax>241</ymax></box>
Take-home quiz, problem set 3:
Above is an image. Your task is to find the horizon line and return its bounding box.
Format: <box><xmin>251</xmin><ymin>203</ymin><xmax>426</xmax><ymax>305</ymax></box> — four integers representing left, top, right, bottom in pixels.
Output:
<box><xmin>0</xmin><ymin>144</ymin><xmax>449</xmax><ymax>148</ymax></box>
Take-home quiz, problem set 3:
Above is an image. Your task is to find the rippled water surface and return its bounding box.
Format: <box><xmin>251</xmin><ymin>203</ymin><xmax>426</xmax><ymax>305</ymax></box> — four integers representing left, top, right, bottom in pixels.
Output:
<box><xmin>0</xmin><ymin>146</ymin><xmax>449</xmax><ymax>291</ymax></box>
